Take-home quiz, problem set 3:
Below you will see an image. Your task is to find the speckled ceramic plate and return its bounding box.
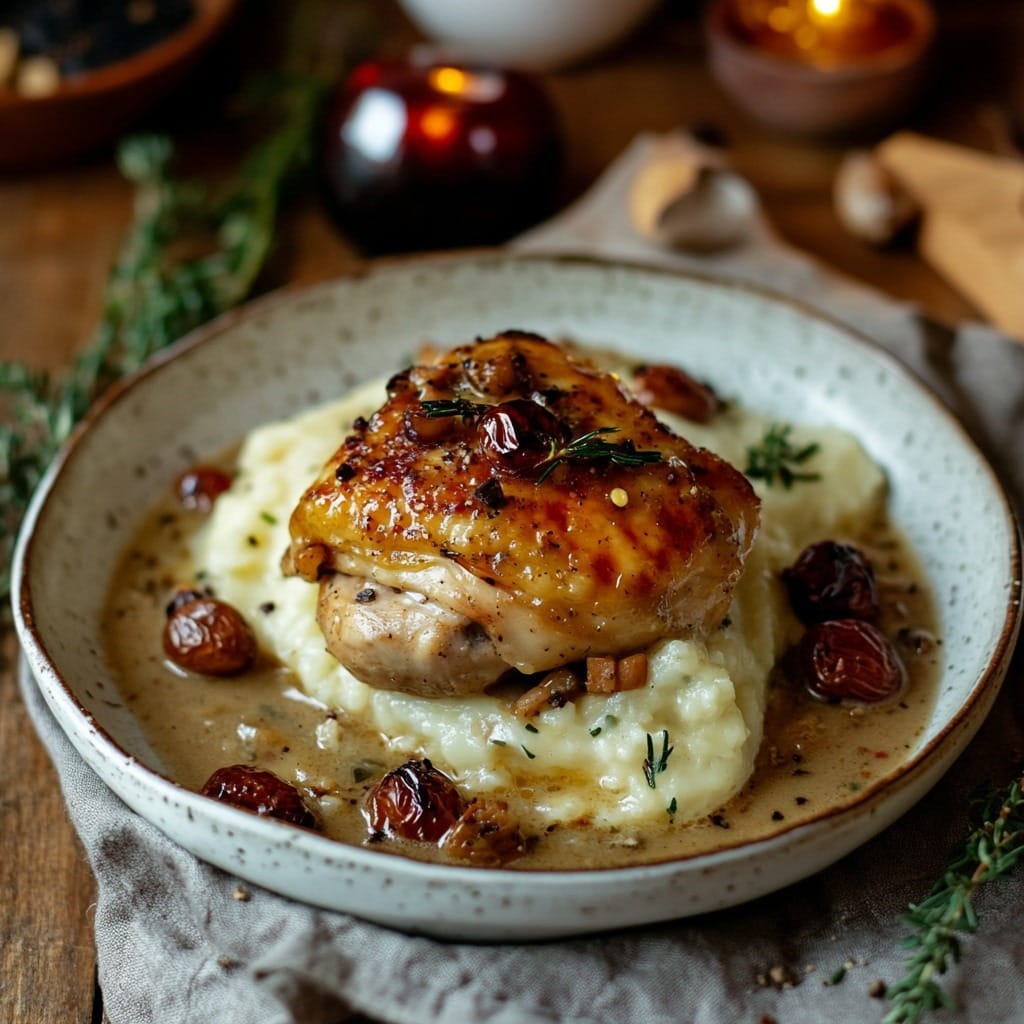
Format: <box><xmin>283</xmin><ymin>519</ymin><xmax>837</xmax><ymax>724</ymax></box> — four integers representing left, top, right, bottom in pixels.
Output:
<box><xmin>13</xmin><ymin>255</ymin><xmax>1022</xmax><ymax>940</ymax></box>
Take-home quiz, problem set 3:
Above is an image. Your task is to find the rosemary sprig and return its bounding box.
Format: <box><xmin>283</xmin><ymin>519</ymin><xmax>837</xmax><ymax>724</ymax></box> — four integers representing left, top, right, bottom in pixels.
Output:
<box><xmin>421</xmin><ymin>397</ymin><xmax>487</xmax><ymax>419</ymax></box>
<box><xmin>0</xmin><ymin>74</ymin><xmax>325</xmax><ymax>619</ymax></box>
<box><xmin>883</xmin><ymin>770</ymin><xmax>1024</xmax><ymax>1023</ymax></box>
<box><xmin>643</xmin><ymin>730</ymin><xmax>674</xmax><ymax>789</ymax></box>
<box><xmin>536</xmin><ymin>427</ymin><xmax>663</xmax><ymax>485</ymax></box>
<box><xmin>744</xmin><ymin>423</ymin><xmax>821</xmax><ymax>489</ymax></box>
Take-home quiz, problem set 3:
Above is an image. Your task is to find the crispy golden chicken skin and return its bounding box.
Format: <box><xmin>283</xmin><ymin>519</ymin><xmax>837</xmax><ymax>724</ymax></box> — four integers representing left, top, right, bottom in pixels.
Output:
<box><xmin>283</xmin><ymin>332</ymin><xmax>759</xmax><ymax>695</ymax></box>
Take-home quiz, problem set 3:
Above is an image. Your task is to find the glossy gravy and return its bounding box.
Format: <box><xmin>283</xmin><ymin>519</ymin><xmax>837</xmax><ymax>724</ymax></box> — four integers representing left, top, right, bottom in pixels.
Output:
<box><xmin>103</xmin><ymin>489</ymin><xmax>940</xmax><ymax>870</ymax></box>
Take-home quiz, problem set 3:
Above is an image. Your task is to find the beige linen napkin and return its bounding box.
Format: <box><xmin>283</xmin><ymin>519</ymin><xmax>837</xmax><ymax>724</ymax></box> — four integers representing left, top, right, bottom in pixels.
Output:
<box><xmin>19</xmin><ymin>134</ymin><xmax>1024</xmax><ymax>1024</ymax></box>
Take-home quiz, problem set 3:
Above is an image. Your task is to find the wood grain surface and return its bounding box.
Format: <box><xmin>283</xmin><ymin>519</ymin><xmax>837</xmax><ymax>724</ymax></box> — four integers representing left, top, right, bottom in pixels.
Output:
<box><xmin>1</xmin><ymin>2</ymin><xmax>1020</xmax><ymax>1021</ymax></box>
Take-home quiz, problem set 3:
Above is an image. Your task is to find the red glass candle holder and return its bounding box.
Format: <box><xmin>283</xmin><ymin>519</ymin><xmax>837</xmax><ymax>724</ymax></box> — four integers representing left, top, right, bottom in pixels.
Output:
<box><xmin>322</xmin><ymin>57</ymin><xmax>563</xmax><ymax>252</ymax></box>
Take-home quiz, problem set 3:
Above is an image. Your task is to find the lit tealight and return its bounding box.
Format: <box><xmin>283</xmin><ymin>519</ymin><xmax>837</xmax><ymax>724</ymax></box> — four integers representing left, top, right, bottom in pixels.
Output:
<box><xmin>709</xmin><ymin>0</ymin><xmax>935</xmax><ymax>134</ymax></box>
<box><xmin>810</xmin><ymin>0</ymin><xmax>842</xmax><ymax>17</ymax></box>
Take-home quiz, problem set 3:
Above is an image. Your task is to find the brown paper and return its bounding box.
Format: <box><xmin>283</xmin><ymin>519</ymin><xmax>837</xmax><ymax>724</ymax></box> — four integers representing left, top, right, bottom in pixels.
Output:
<box><xmin>877</xmin><ymin>132</ymin><xmax>1024</xmax><ymax>340</ymax></box>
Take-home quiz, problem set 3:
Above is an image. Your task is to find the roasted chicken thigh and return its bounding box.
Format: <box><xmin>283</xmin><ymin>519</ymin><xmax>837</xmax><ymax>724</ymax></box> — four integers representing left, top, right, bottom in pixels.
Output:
<box><xmin>283</xmin><ymin>333</ymin><xmax>759</xmax><ymax>696</ymax></box>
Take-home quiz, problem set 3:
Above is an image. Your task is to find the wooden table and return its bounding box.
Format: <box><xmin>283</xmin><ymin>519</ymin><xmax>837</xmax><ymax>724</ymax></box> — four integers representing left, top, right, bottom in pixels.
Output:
<box><xmin>2</xmin><ymin>2</ymin><xmax>1020</xmax><ymax>1021</ymax></box>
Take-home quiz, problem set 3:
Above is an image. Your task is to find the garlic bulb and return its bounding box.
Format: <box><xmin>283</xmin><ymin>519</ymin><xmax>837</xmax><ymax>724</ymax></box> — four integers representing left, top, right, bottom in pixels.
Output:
<box><xmin>834</xmin><ymin>150</ymin><xmax>918</xmax><ymax>246</ymax></box>
<box><xmin>629</xmin><ymin>135</ymin><xmax>756</xmax><ymax>252</ymax></box>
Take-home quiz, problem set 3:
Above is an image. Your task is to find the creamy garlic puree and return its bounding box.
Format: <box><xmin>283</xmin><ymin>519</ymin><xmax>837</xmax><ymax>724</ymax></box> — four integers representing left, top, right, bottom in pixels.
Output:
<box><xmin>103</xmin><ymin>363</ymin><xmax>940</xmax><ymax>869</ymax></box>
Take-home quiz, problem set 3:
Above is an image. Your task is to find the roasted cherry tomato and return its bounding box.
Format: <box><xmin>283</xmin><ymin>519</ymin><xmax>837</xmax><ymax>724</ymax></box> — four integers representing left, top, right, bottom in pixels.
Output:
<box><xmin>799</xmin><ymin>618</ymin><xmax>905</xmax><ymax>703</ymax></box>
<box><xmin>201</xmin><ymin>765</ymin><xmax>318</xmax><ymax>828</ymax></box>
<box><xmin>476</xmin><ymin>399</ymin><xmax>567</xmax><ymax>476</ymax></box>
<box><xmin>365</xmin><ymin>759</ymin><xmax>466</xmax><ymax>841</ymax></box>
<box><xmin>783</xmin><ymin>540</ymin><xmax>879</xmax><ymax>623</ymax></box>
<box><xmin>163</xmin><ymin>597</ymin><xmax>257</xmax><ymax>677</ymax></box>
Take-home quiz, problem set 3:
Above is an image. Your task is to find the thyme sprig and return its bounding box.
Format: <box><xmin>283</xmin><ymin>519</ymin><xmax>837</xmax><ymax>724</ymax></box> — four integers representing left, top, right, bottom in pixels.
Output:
<box><xmin>744</xmin><ymin>423</ymin><xmax>821</xmax><ymax>489</ymax></box>
<box><xmin>883</xmin><ymin>770</ymin><xmax>1024</xmax><ymax>1024</ymax></box>
<box><xmin>0</xmin><ymin>74</ymin><xmax>325</xmax><ymax>619</ymax></box>
<box><xmin>643</xmin><ymin>730</ymin><xmax>674</xmax><ymax>789</ymax></box>
<box><xmin>536</xmin><ymin>427</ymin><xmax>663</xmax><ymax>485</ymax></box>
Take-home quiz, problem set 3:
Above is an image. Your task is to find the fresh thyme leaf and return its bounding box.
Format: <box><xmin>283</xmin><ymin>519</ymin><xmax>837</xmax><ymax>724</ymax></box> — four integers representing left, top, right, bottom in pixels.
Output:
<box><xmin>825</xmin><ymin>964</ymin><xmax>848</xmax><ymax>987</ymax></box>
<box><xmin>883</xmin><ymin>769</ymin><xmax>1024</xmax><ymax>1024</ymax></box>
<box><xmin>643</xmin><ymin>730</ymin><xmax>674</xmax><ymax>789</ymax></box>
<box><xmin>744</xmin><ymin>424</ymin><xmax>821</xmax><ymax>489</ymax></box>
<box><xmin>525</xmin><ymin>723</ymin><xmax>539</xmax><ymax>734</ymax></box>
<box><xmin>0</xmin><ymin>75</ymin><xmax>326</xmax><ymax>622</ymax></box>
<box><xmin>421</xmin><ymin>397</ymin><xmax>487</xmax><ymax>419</ymax></box>
<box><xmin>536</xmin><ymin>427</ymin><xmax>663</xmax><ymax>485</ymax></box>
<box><xmin>590</xmin><ymin>713</ymin><xmax>619</xmax><ymax>738</ymax></box>
<box><xmin>260</xmin><ymin>511</ymin><xmax>279</xmax><ymax>526</ymax></box>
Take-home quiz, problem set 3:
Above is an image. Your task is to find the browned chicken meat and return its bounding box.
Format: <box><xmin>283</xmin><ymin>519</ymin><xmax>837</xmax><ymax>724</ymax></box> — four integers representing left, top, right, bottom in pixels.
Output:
<box><xmin>283</xmin><ymin>332</ymin><xmax>760</xmax><ymax>696</ymax></box>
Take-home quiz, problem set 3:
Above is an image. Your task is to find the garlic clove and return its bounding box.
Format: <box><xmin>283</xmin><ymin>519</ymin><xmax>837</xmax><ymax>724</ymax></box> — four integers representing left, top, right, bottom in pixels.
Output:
<box><xmin>834</xmin><ymin>150</ymin><xmax>918</xmax><ymax>247</ymax></box>
<box><xmin>629</xmin><ymin>136</ymin><xmax>756</xmax><ymax>252</ymax></box>
<box><xmin>657</xmin><ymin>166</ymin><xmax>757</xmax><ymax>252</ymax></box>
<box><xmin>629</xmin><ymin>148</ymin><xmax>702</xmax><ymax>240</ymax></box>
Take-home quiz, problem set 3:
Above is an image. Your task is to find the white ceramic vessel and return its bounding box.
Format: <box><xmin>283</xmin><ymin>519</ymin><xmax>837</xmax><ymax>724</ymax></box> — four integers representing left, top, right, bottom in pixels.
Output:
<box><xmin>13</xmin><ymin>255</ymin><xmax>1021</xmax><ymax>941</ymax></box>
<box><xmin>396</xmin><ymin>0</ymin><xmax>662</xmax><ymax>71</ymax></box>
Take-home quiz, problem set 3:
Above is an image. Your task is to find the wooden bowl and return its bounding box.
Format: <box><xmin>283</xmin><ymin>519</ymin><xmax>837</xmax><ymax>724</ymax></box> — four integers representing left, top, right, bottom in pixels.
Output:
<box><xmin>0</xmin><ymin>0</ymin><xmax>238</xmax><ymax>169</ymax></box>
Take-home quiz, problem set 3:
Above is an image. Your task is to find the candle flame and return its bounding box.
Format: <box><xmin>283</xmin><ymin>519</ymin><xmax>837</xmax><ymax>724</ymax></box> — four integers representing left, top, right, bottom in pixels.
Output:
<box><xmin>810</xmin><ymin>0</ymin><xmax>843</xmax><ymax>17</ymax></box>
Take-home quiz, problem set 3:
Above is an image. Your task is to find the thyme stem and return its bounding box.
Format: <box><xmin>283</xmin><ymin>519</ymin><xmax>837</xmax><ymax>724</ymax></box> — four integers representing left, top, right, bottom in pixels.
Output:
<box><xmin>744</xmin><ymin>423</ymin><xmax>820</xmax><ymax>489</ymax></box>
<box><xmin>536</xmin><ymin>427</ymin><xmax>662</xmax><ymax>484</ymax></box>
<box><xmin>883</xmin><ymin>770</ymin><xmax>1024</xmax><ymax>1023</ymax></box>
<box><xmin>642</xmin><ymin>730</ymin><xmax>674</xmax><ymax>788</ymax></box>
<box><xmin>0</xmin><ymin>75</ymin><xmax>325</xmax><ymax>621</ymax></box>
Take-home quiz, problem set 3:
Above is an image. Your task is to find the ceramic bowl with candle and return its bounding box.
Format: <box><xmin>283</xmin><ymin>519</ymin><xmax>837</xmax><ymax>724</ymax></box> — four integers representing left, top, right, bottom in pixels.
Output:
<box><xmin>706</xmin><ymin>0</ymin><xmax>935</xmax><ymax>136</ymax></box>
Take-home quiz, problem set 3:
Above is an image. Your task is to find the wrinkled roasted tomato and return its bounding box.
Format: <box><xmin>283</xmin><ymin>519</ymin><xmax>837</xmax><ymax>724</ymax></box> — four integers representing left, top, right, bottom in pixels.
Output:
<box><xmin>175</xmin><ymin>465</ymin><xmax>232</xmax><ymax>512</ymax></box>
<box><xmin>783</xmin><ymin>540</ymin><xmax>880</xmax><ymax>623</ymax></box>
<box><xmin>365</xmin><ymin>759</ymin><xmax>466</xmax><ymax>841</ymax></box>
<box><xmin>799</xmin><ymin>618</ymin><xmax>905</xmax><ymax>703</ymax></box>
<box><xmin>631</xmin><ymin>364</ymin><xmax>721</xmax><ymax>423</ymax></box>
<box><xmin>476</xmin><ymin>399</ymin><xmax>567</xmax><ymax>476</ymax></box>
<box><xmin>163</xmin><ymin>596</ymin><xmax>257</xmax><ymax>676</ymax></box>
<box><xmin>201</xmin><ymin>765</ymin><xmax>318</xmax><ymax>828</ymax></box>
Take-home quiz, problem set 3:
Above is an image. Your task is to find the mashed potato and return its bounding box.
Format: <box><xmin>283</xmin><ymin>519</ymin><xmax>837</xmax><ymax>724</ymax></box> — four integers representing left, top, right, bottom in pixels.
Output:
<box><xmin>197</xmin><ymin>380</ymin><xmax>885</xmax><ymax>829</ymax></box>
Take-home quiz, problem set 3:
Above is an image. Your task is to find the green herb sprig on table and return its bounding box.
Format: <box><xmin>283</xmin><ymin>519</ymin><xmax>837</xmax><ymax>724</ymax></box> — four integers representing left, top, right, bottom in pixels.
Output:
<box><xmin>883</xmin><ymin>770</ymin><xmax>1024</xmax><ymax>1023</ymax></box>
<box><xmin>0</xmin><ymin>73</ymin><xmax>325</xmax><ymax>620</ymax></box>
<box><xmin>743</xmin><ymin>423</ymin><xmax>821</xmax><ymax>489</ymax></box>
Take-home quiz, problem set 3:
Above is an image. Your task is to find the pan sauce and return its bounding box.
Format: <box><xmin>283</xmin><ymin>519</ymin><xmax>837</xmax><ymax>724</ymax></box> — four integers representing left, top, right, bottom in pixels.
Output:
<box><xmin>102</xmin><ymin>389</ymin><xmax>940</xmax><ymax>871</ymax></box>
